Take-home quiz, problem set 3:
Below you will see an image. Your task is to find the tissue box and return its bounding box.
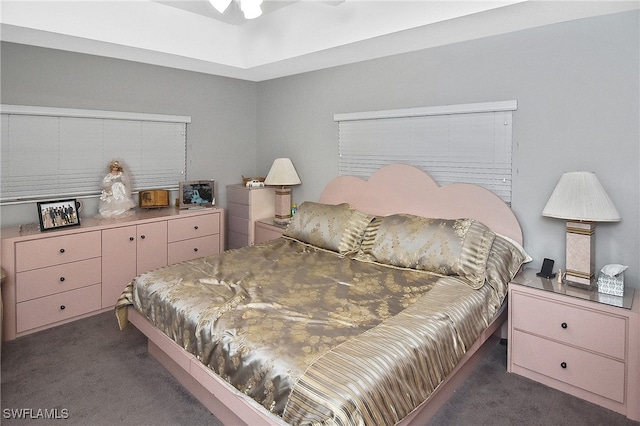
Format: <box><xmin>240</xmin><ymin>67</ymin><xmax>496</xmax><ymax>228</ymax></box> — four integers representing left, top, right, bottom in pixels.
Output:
<box><xmin>597</xmin><ymin>272</ymin><xmax>624</xmax><ymax>296</ymax></box>
<box><xmin>597</xmin><ymin>292</ymin><xmax>624</xmax><ymax>307</ymax></box>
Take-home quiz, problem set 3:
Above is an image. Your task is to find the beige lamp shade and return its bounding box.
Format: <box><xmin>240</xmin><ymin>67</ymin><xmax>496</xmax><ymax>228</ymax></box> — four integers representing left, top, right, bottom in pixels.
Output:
<box><xmin>264</xmin><ymin>158</ymin><xmax>301</xmax><ymax>187</ymax></box>
<box><xmin>542</xmin><ymin>171</ymin><xmax>620</xmax><ymax>222</ymax></box>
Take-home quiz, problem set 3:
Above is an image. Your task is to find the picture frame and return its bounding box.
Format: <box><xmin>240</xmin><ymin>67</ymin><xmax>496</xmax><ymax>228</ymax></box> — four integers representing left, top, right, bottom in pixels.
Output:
<box><xmin>37</xmin><ymin>199</ymin><xmax>81</xmax><ymax>231</ymax></box>
<box><xmin>178</xmin><ymin>180</ymin><xmax>215</xmax><ymax>209</ymax></box>
<box><xmin>138</xmin><ymin>189</ymin><xmax>170</xmax><ymax>209</ymax></box>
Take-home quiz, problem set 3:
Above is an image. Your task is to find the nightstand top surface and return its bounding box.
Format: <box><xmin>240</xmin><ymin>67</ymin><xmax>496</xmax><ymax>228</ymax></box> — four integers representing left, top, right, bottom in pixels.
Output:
<box><xmin>256</xmin><ymin>218</ymin><xmax>289</xmax><ymax>229</ymax></box>
<box><xmin>512</xmin><ymin>268</ymin><xmax>635</xmax><ymax>310</ymax></box>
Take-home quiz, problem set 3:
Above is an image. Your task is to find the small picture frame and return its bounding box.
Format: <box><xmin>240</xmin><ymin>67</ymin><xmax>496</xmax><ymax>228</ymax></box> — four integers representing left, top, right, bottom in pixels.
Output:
<box><xmin>138</xmin><ymin>189</ymin><xmax>170</xmax><ymax>209</ymax></box>
<box><xmin>37</xmin><ymin>199</ymin><xmax>81</xmax><ymax>231</ymax></box>
<box><xmin>178</xmin><ymin>180</ymin><xmax>215</xmax><ymax>209</ymax></box>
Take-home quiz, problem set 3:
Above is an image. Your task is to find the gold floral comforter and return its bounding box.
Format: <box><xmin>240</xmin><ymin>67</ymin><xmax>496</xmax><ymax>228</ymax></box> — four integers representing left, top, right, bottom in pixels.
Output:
<box><xmin>116</xmin><ymin>237</ymin><xmax>503</xmax><ymax>425</ymax></box>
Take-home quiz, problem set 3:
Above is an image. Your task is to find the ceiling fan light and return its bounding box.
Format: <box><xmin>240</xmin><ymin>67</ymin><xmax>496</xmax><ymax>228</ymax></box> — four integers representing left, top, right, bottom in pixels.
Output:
<box><xmin>241</xmin><ymin>0</ymin><xmax>263</xmax><ymax>8</ymax></box>
<box><xmin>242</xmin><ymin>6</ymin><xmax>262</xmax><ymax>19</ymax></box>
<box><xmin>209</xmin><ymin>0</ymin><xmax>232</xmax><ymax>14</ymax></box>
<box><xmin>240</xmin><ymin>0</ymin><xmax>262</xmax><ymax>19</ymax></box>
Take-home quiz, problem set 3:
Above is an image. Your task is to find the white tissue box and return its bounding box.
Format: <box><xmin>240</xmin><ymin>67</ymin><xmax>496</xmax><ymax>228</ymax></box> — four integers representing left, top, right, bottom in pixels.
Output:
<box><xmin>597</xmin><ymin>292</ymin><xmax>624</xmax><ymax>307</ymax></box>
<box><xmin>597</xmin><ymin>272</ymin><xmax>624</xmax><ymax>296</ymax></box>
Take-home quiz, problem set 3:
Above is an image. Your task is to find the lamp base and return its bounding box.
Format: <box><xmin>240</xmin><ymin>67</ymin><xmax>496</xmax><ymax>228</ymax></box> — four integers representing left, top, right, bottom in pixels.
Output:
<box><xmin>565</xmin><ymin>277</ymin><xmax>596</xmax><ymax>291</ymax></box>
<box><xmin>565</xmin><ymin>221</ymin><xmax>596</xmax><ymax>289</ymax></box>
<box><xmin>273</xmin><ymin>217</ymin><xmax>291</xmax><ymax>225</ymax></box>
<box><xmin>274</xmin><ymin>187</ymin><xmax>292</xmax><ymax>225</ymax></box>
<box><xmin>565</xmin><ymin>269</ymin><xmax>594</xmax><ymax>287</ymax></box>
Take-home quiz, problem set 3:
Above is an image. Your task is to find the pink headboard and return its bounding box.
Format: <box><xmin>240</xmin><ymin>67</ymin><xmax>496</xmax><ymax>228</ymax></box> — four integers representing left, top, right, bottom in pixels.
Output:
<box><xmin>319</xmin><ymin>163</ymin><xmax>523</xmax><ymax>245</ymax></box>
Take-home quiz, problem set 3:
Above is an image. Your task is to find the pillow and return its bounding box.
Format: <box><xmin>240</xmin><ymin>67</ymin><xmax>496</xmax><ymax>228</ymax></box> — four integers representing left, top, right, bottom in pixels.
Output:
<box><xmin>360</xmin><ymin>214</ymin><xmax>496</xmax><ymax>288</ymax></box>
<box><xmin>484</xmin><ymin>235</ymin><xmax>532</xmax><ymax>299</ymax></box>
<box><xmin>283</xmin><ymin>202</ymin><xmax>373</xmax><ymax>254</ymax></box>
<box><xmin>359</xmin><ymin>216</ymin><xmax>382</xmax><ymax>255</ymax></box>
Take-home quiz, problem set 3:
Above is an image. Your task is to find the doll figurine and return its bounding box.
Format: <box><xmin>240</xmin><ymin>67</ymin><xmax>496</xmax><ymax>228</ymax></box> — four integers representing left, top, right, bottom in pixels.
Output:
<box><xmin>99</xmin><ymin>160</ymin><xmax>135</xmax><ymax>218</ymax></box>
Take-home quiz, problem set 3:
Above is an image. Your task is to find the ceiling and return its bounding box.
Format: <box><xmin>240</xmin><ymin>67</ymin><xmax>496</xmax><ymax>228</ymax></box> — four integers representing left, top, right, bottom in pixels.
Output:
<box><xmin>1</xmin><ymin>1</ymin><xmax>638</xmax><ymax>82</ymax></box>
<box><xmin>156</xmin><ymin>0</ymin><xmax>302</xmax><ymax>25</ymax></box>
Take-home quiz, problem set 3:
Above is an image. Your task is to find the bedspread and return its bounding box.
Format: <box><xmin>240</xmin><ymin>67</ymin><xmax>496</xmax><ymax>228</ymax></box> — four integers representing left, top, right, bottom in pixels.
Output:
<box><xmin>116</xmin><ymin>238</ymin><xmax>502</xmax><ymax>425</ymax></box>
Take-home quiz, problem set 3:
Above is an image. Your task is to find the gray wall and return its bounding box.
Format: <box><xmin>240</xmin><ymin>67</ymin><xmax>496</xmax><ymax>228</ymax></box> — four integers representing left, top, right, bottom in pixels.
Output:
<box><xmin>256</xmin><ymin>10</ymin><xmax>640</xmax><ymax>289</ymax></box>
<box><xmin>0</xmin><ymin>42</ymin><xmax>258</xmax><ymax>223</ymax></box>
<box><xmin>2</xmin><ymin>10</ymin><xmax>638</xmax><ymax>289</ymax></box>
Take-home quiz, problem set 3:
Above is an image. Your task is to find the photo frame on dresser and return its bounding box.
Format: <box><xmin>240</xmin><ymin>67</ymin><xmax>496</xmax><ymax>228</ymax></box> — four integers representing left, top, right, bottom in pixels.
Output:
<box><xmin>178</xmin><ymin>180</ymin><xmax>215</xmax><ymax>209</ymax></box>
<box><xmin>37</xmin><ymin>199</ymin><xmax>81</xmax><ymax>231</ymax></box>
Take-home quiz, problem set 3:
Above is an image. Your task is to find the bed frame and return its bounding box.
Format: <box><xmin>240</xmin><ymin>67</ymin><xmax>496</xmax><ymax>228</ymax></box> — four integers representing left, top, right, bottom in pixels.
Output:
<box><xmin>126</xmin><ymin>164</ymin><xmax>523</xmax><ymax>425</ymax></box>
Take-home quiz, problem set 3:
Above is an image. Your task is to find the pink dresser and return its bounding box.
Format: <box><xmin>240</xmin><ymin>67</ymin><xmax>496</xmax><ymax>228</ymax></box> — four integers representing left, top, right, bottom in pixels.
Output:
<box><xmin>1</xmin><ymin>207</ymin><xmax>224</xmax><ymax>341</ymax></box>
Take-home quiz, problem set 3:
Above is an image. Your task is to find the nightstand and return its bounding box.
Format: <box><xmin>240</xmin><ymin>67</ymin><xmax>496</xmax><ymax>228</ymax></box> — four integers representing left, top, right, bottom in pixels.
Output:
<box><xmin>507</xmin><ymin>268</ymin><xmax>639</xmax><ymax>421</ymax></box>
<box><xmin>254</xmin><ymin>219</ymin><xmax>287</xmax><ymax>244</ymax></box>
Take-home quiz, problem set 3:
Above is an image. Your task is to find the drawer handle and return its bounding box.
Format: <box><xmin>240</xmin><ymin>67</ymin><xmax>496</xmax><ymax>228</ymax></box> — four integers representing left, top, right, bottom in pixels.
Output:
<box><xmin>140</xmin><ymin>235</ymin><xmax>146</xmax><ymax>240</ymax></box>
<box><xmin>59</xmin><ymin>248</ymin><xmax>65</xmax><ymax>253</ymax></box>
<box><xmin>59</xmin><ymin>277</ymin><xmax>65</xmax><ymax>282</ymax></box>
<box><xmin>193</xmin><ymin>248</ymin><xmax>198</xmax><ymax>252</ymax></box>
<box><xmin>129</xmin><ymin>237</ymin><xmax>135</xmax><ymax>241</ymax></box>
<box><xmin>60</xmin><ymin>305</ymin><xmax>66</xmax><ymax>310</ymax></box>
<box><xmin>561</xmin><ymin>322</ymin><xmax>568</xmax><ymax>329</ymax></box>
<box><xmin>194</xmin><ymin>225</ymin><xmax>199</xmax><ymax>230</ymax></box>
<box><xmin>561</xmin><ymin>362</ymin><xmax>567</xmax><ymax>369</ymax></box>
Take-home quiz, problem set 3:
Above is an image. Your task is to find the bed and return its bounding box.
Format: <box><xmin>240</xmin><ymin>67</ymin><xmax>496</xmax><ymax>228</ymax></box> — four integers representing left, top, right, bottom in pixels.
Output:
<box><xmin>116</xmin><ymin>164</ymin><xmax>528</xmax><ymax>425</ymax></box>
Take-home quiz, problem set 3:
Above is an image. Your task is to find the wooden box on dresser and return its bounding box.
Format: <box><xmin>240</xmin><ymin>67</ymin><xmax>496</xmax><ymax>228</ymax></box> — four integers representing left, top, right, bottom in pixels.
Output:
<box><xmin>226</xmin><ymin>184</ymin><xmax>274</xmax><ymax>249</ymax></box>
<box><xmin>1</xmin><ymin>207</ymin><xmax>224</xmax><ymax>341</ymax></box>
<box><xmin>508</xmin><ymin>268</ymin><xmax>639</xmax><ymax>421</ymax></box>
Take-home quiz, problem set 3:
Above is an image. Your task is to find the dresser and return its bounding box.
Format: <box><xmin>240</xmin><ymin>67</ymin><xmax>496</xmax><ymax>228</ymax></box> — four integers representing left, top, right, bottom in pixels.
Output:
<box><xmin>102</xmin><ymin>221</ymin><xmax>167</xmax><ymax>309</ymax></box>
<box><xmin>508</xmin><ymin>268</ymin><xmax>639</xmax><ymax>421</ymax></box>
<box><xmin>226</xmin><ymin>185</ymin><xmax>275</xmax><ymax>249</ymax></box>
<box><xmin>1</xmin><ymin>207</ymin><xmax>224</xmax><ymax>341</ymax></box>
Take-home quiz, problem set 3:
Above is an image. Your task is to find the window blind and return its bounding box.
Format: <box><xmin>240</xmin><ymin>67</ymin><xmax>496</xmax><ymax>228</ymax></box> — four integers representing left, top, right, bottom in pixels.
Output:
<box><xmin>0</xmin><ymin>105</ymin><xmax>190</xmax><ymax>203</ymax></box>
<box><xmin>334</xmin><ymin>101</ymin><xmax>517</xmax><ymax>204</ymax></box>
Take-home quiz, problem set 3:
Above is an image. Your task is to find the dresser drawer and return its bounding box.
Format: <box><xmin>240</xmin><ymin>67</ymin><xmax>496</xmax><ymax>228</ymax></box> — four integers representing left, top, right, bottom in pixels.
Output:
<box><xmin>512</xmin><ymin>330</ymin><xmax>625</xmax><ymax>403</ymax></box>
<box><xmin>228</xmin><ymin>231</ymin><xmax>247</xmax><ymax>250</ymax></box>
<box><xmin>511</xmin><ymin>291</ymin><xmax>626</xmax><ymax>359</ymax></box>
<box><xmin>15</xmin><ymin>231</ymin><xmax>101</xmax><ymax>272</ymax></box>
<box><xmin>16</xmin><ymin>284</ymin><xmax>102</xmax><ymax>333</ymax></box>
<box><xmin>16</xmin><ymin>257</ymin><xmax>101</xmax><ymax>302</ymax></box>
<box><xmin>168</xmin><ymin>235</ymin><xmax>220</xmax><ymax>264</ymax></box>
<box><xmin>228</xmin><ymin>202</ymin><xmax>250</xmax><ymax>220</ymax></box>
<box><xmin>228</xmin><ymin>215</ymin><xmax>250</xmax><ymax>235</ymax></box>
<box><xmin>227</xmin><ymin>188</ymin><xmax>250</xmax><ymax>205</ymax></box>
<box><xmin>168</xmin><ymin>214</ymin><xmax>220</xmax><ymax>243</ymax></box>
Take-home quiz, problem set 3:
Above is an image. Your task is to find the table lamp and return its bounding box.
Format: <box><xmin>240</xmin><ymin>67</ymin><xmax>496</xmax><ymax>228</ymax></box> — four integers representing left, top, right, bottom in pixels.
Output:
<box><xmin>264</xmin><ymin>158</ymin><xmax>301</xmax><ymax>225</ymax></box>
<box><xmin>542</xmin><ymin>171</ymin><xmax>620</xmax><ymax>288</ymax></box>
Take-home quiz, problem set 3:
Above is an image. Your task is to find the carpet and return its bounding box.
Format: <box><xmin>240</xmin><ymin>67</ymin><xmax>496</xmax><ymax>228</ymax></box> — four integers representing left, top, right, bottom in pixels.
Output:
<box><xmin>2</xmin><ymin>311</ymin><xmax>638</xmax><ymax>425</ymax></box>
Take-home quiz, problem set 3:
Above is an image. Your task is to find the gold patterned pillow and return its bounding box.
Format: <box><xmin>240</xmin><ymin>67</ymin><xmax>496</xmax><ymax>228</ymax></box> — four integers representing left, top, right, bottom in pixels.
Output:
<box><xmin>485</xmin><ymin>235</ymin><xmax>531</xmax><ymax>299</ymax></box>
<box><xmin>359</xmin><ymin>214</ymin><xmax>496</xmax><ymax>288</ymax></box>
<box><xmin>283</xmin><ymin>202</ymin><xmax>373</xmax><ymax>254</ymax></box>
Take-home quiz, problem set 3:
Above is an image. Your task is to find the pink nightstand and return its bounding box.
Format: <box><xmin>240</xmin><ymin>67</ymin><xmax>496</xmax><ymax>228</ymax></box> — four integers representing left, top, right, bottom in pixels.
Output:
<box><xmin>254</xmin><ymin>219</ymin><xmax>287</xmax><ymax>244</ymax></box>
<box><xmin>507</xmin><ymin>268</ymin><xmax>639</xmax><ymax>421</ymax></box>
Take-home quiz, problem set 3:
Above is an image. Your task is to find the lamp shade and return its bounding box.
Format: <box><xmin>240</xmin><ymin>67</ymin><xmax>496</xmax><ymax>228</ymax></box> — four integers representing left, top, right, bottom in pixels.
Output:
<box><xmin>542</xmin><ymin>171</ymin><xmax>620</xmax><ymax>222</ymax></box>
<box><xmin>264</xmin><ymin>158</ymin><xmax>301</xmax><ymax>186</ymax></box>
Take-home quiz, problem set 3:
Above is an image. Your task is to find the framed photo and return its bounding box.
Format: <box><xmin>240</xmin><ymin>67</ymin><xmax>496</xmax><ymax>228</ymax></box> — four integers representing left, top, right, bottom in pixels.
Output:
<box><xmin>37</xmin><ymin>199</ymin><xmax>81</xmax><ymax>231</ymax></box>
<box><xmin>179</xmin><ymin>180</ymin><xmax>215</xmax><ymax>209</ymax></box>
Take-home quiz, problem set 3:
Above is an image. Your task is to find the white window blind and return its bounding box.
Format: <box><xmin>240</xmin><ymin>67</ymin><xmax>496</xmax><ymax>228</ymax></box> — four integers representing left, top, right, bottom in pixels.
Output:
<box><xmin>334</xmin><ymin>101</ymin><xmax>517</xmax><ymax>203</ymax></box>
<box><xmin>0</xmin><ymin>105</ymin><xmax>190</xmax><ymax>203</ymax></box>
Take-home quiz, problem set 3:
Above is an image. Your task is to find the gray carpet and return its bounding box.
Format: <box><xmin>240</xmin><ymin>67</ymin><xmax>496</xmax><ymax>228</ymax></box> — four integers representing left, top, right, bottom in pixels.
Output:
<box><xmin>427</xmin><ymin>339</ymin><xmax>639</xmax><ymax>426</ymax></box>
<box><xmin>1</xmin><ymin>311</ymin><xmax>638</xmax><ymax>426</ymax></box>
